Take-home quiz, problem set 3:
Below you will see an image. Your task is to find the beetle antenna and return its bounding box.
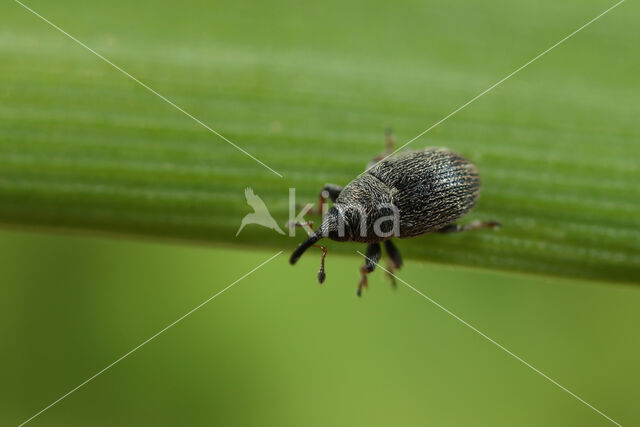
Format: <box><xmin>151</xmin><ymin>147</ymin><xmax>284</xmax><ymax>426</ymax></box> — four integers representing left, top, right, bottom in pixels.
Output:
<box><xmin>290</xmin><ymin>229</ymin><xmax>323</xmax><ymax>265</ymax></box>
<box><xmin>315</xmin><ymin>244</ymin><xmax>327</xmax><ymax>283</ymax></box>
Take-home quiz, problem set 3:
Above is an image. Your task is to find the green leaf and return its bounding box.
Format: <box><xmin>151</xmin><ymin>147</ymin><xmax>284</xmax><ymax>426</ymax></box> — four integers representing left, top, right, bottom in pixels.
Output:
<box><xmin>1</xmin><ymin>0</ymin><xmax>638</xmax><ymax>283</ymax></box>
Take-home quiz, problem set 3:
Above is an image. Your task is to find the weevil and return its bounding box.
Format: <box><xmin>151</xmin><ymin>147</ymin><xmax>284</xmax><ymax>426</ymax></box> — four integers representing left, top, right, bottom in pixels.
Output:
<box><xmin>290</xmin><ymin>131</ymin><xmax>500</xmax><ymax>296</ymax></box>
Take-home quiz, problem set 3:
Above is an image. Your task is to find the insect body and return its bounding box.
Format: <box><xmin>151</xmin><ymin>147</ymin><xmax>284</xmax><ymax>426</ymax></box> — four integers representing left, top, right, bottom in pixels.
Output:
<box><xmin>290</xmin><ymin>137</ymin><xmax>500</xmax><ymax>296</ymax></box>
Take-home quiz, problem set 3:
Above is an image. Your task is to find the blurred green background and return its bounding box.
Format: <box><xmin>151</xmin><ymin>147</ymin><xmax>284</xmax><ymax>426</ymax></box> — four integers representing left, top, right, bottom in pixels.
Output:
<box><xmin>1</xmin><ymin>230</ymin><xmax>639</xmax><ymax>426</ymax></box>
<box><xmin>1</xmin><ymin>0</ymin><xmax>639</xmax><ymax>425</ymax></box>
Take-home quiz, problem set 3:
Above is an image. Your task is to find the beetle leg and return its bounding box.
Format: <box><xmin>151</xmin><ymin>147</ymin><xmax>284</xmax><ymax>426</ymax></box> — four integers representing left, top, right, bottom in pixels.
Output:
<box><xmin>383</xmin><ymin>240</ymin><xmax>403</xmax><ymax>288</ymax></box>
<box><xmin>437</xmin><ymin>220</ymin><xmax>501</xmax><ymax>234</ymax></box>
<box><xmin>358</xmin><ymin>243</ymin><xmax>381</xmax><ymax>296</ymax></box>
<box><xmin>286</xmin><ymin>219</ymin><xmax>314</xmax><ymax>230</ymax></box>
<box><xmin>314</xmin><ymin>183</ymin><xmax>343</xmax><ymax>215</ymax></box>
<box><xmin>384</xmin><ymin>127</ymin><xmax>395</xmax><ymax>154</ymax></box>
<box><xmin>369</xmin><ymin>128</ymin><xmax>396</xmax><ymax>166</ymax></box>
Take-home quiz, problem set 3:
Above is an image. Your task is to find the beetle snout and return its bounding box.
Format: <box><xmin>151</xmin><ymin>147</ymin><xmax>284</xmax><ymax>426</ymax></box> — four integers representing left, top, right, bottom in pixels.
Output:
<box><xmin>290</xmin><ymin>230</ymin><xmax>323</xmax><ymax>265</ymax></box>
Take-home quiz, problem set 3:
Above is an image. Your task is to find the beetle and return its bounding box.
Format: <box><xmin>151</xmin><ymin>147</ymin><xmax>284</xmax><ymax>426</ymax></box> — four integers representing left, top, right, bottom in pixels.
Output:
<box><xmin>290</xmin><ymin>132</ymin><xmax>500</xmax><ymax>296</ymax></box>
